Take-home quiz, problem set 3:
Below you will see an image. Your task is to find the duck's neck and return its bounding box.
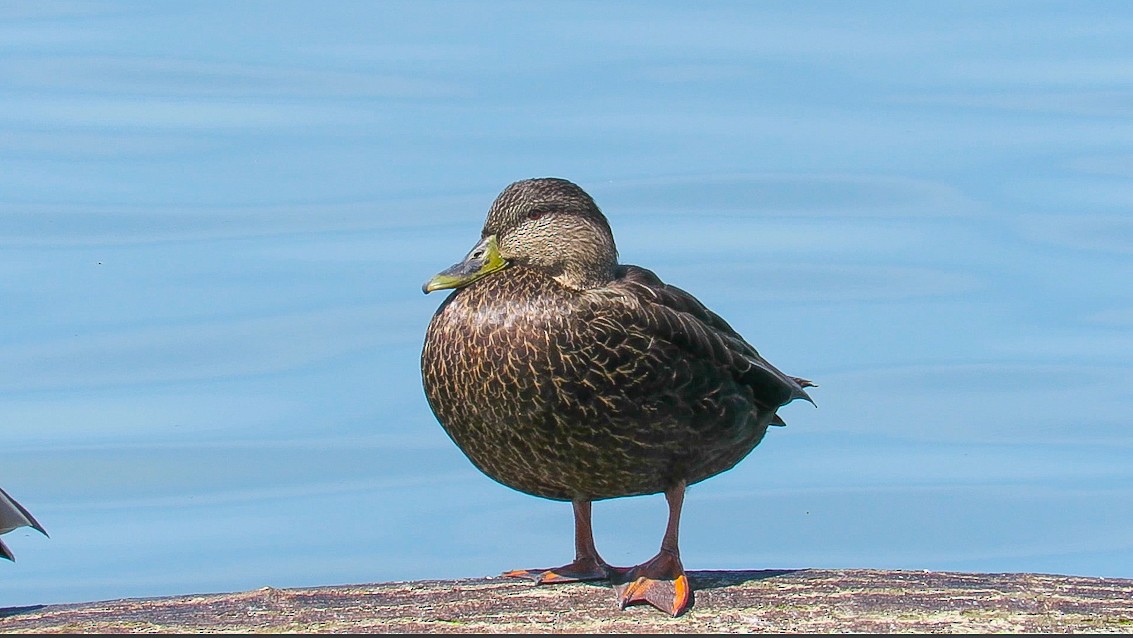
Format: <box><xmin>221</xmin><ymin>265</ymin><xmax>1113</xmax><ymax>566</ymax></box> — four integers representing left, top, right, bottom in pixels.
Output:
<box><xmin>551</xmin><ymin>262</ymin><xmax>616</xmax><ymax>291</ymax></box>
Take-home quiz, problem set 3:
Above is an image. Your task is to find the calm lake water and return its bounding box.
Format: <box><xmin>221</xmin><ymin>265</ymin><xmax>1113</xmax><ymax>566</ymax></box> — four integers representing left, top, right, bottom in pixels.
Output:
<box><xmin>2</xmin><ymin>1</ymin><xmax>1133</xmax><ymax>607</ymax></box>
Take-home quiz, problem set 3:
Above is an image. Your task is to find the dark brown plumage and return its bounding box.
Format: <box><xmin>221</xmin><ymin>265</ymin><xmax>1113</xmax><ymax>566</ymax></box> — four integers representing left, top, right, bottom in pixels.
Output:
<box><xmin>420</xmin><ymin>177</ymin><xmax>813</xmax><ymax>616</ymax></box>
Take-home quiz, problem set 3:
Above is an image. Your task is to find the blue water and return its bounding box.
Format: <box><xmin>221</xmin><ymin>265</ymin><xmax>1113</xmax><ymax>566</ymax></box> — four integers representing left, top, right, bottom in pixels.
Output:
<box><xmin>3</xmin><ymin>1</ymin><xmax>1133</xmax><ymax>607</ymax></box>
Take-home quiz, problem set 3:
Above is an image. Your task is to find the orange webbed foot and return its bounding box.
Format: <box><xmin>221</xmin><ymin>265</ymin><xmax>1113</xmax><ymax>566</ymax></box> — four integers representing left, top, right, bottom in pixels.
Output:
<box><xmin>612</xmin><ymin>551</ymin><xmax>691</xmax><ymax>617</ymax></box>
<box><xmin>502</xmin><ymin>556</ymin><xmax>616</xmax><ymax>585</ymax></box>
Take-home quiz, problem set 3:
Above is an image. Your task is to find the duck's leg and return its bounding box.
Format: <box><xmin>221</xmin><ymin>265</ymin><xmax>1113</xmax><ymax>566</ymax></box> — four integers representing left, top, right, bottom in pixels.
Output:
<box><xmin>502</xmin><ymin>499</ymin><xmax>616</xmax><ymax>584</ymax></box>
<box><xmin>612</xmin><ymin>481</ymin><xmax>691</xmax><ymax>617</ymax></box>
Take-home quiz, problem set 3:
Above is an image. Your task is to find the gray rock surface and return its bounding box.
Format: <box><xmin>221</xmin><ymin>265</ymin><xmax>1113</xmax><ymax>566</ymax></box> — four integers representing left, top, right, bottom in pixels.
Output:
<box><xmin>3</xmin><ymin>569</ymin><xmax>1132</xmax><ymax>633</ymax></box>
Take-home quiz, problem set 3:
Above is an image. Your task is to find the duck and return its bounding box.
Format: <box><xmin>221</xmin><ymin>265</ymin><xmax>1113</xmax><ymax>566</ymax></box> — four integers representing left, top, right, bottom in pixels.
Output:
<box><xmin>420</xmin><ymin>177</ymin><xmax>814</xmax><ymax>616</ymax></box>
<box><xmin>1</xmin><ymin>486</ymin><xmax>48</xmax><ymax>562</ymax></box>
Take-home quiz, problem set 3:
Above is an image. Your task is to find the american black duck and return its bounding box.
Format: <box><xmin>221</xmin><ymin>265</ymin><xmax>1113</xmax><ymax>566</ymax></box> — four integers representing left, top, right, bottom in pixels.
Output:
<box><xmin>420</xmin><ymin>177</ymin><xmax>814</xmax><ymax>616</ymax></box>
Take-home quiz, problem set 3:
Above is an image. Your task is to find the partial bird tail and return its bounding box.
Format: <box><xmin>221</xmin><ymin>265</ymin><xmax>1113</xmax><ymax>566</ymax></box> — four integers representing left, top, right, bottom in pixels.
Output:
<box><xmin>0</xmin><ymin>487</ymin><xmax>48</xmax><ymax>562</ymax></box>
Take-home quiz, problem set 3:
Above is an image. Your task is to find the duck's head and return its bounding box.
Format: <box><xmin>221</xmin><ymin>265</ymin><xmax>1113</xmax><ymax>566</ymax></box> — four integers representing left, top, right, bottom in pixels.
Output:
<box><xmin>423</xmin><ymin>178</ymin><xmax>619</xmax><ymax>294</ymax></box>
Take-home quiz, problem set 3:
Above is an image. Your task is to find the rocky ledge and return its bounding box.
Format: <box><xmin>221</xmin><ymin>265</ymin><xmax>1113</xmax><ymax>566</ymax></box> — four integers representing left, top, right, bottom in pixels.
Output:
<box><xmin>2</xmin><ymin>568</ymin><xmax>1133</xmax><ymax>633</ymax></box>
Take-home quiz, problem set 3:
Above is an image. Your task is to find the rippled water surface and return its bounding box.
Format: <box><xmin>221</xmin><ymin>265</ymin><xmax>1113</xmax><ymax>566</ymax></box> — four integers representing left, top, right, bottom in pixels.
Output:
<box><xmin>3</xmin><ymin>1</ymin><xmax>1133</xmax><ymax>607</ymax></box>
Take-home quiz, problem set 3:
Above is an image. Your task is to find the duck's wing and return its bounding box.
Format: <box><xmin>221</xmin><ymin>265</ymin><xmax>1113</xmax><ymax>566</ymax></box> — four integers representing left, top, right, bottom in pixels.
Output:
<box><xmin>0</xmin><ymin>487</ymin><xmax>48</xmax><ymax>562</ymax></box>
<box><xmin>603</xmin><ymin>265</ymin><xmax>814</xmax><ymax>411</ymax></box>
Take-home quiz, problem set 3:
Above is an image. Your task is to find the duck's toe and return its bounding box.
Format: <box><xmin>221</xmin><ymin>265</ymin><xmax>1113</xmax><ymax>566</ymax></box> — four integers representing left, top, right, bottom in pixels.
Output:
<box><xmin>502</xmin><ymin>555</ymin><xmax>617</xmax><ymax>584</ymax></box>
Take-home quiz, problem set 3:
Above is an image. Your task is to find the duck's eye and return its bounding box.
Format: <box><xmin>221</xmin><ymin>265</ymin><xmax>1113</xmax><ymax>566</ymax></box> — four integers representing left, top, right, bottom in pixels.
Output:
<box><xmin>526</xmin><ymin>209</ymin><xmax>545</xmax><ymax>221</ymax></box>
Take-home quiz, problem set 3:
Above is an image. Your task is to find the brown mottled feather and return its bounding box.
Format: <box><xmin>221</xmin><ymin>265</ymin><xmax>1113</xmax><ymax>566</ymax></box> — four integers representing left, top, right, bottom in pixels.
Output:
<box><xmin>420</xmin><ymin>177</ymin><xmax>812</xmax><ymax>503</ymax></box>
<box><xmin>423</xmin><ymin>268</ymin><xmax>810</xmax><ymax>501</ymax></box>
<box><xmin>608</xmin><ymin>265</ymin><xmax>814</xmax><ymax>409</ymax></box>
